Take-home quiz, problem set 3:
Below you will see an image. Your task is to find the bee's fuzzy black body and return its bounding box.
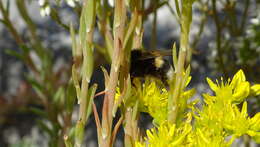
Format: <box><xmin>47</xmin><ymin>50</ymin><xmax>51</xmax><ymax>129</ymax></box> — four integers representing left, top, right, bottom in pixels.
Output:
<box><xmin>130</xmin><ymin>49</ymin><xmax>172</xmax><ymax>84</ymax></box>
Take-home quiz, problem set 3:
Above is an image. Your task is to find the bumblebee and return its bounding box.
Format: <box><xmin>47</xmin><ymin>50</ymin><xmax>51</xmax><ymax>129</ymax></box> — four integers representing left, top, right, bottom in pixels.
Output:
<box><xmin>130</xmin><ymin>49</ymin><xmax>173</xmax><ymax>85</ymax></box>
<box><xmin>94</xmin><ymin>49</ymin><xmax>173</xmax><ymax>98</ymax></box>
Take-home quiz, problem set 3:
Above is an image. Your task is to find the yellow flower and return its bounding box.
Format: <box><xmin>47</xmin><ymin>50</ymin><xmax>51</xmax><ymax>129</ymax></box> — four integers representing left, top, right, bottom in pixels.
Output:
<box><xmin>198</xmin><ymin>70</ymin><xmax>260</xmax><ymax>144</ymax></box>
<box><xmin>189</xmin><ymin>127</ymin><xmax>233</xmax><ymax>147</ymax></box>
<box><xmin>135</xmin><ymin>120</ymin><xmax>192</xmax><ymax>147</ymax></box>
<box><xmin>248</xmin><ymin>111</ymin><xmax>260</xmax><ymax>143</ymax></box>
<box><xmin>206</xmin><ymin>69</ymin><xmax>250</xmax><ymax>103</ymax></box>
<box><xmin>136</xmin><ymin>78</ymin><xmax>195</xmax><ymax>125</ymax></box>
<box><xmin>134</xmin><ymin>79</ymin><xmax>168</xmax><ymax>125</ymax></box>
<box><xmin>115</xmin><ymin>78</ymin><xmax>169</xmax><ymax>125</ymax></box>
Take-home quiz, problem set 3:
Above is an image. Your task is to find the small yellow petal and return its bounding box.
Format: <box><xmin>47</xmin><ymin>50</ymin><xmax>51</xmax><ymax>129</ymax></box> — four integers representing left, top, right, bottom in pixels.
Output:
<box><xmin>247</xmin><ymin>130</ymin><xmax>257</xmax><ymax>136</ymax></box>
<box><xmin>230</xmin><ymin>69</ymin><xmax>246</xmax><ymax>89</ymax></box>
<box><xmin>232</xmin><ymin>82</ymin><xmax>250</xmax><ymax>102</ymax></box>
<box><xmin>147</xmin><ymin>129</ymin><xmax>154</xmax><ymax>140</ymax></box>
<box><xmin>206</xmin><ymin>78</ymin><xmax>218</xmax><ymax>92</ymax></box>
<box><xmin>185</xmin><ymin>76</ymin><xmax>192</xmax><ymax>87</ymax></box>
<box><xmin>241</xmin><ymin>101</ymin><xmax>248</xmax><ymax>118</ymax></box>
<box><xmin>202</xmin><ymin>93</ymin><xmax>216</xmax><ymax>104</ymax></box>
<box><xmin>197</xmin><ymin>129</ymin><xmax>210</xmax><ymax>144</ymax></box>
<box><xmin>168</xmin><ymin>124</ymin><xmax>176</xmax><ymax>137</ymax></box>
<box><xmin>134</xmin><ymin>142</ymin><xmax>145</xmax><ymax>147</ymax></box>
<box><xmin>250</xmin><ymin>84</ymin><xmax>260</xmax><ymax>96</ymax></box>
<box><xmin>249</xmin><ymin>113</ymin><xmax>260</xmax><ymax>130</ymax></box>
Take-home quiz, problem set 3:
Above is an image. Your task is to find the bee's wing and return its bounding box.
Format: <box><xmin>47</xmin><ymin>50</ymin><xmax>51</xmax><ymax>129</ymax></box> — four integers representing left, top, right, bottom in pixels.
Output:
<box><xmin>150</xmin><ymin>50</ymin><xmax>172</xmax><ymax>57</ymax></box>
<box><xmin>135</xmin><ymin>50</ymin><xmax>172</xmax><ymax>60</ymax></box>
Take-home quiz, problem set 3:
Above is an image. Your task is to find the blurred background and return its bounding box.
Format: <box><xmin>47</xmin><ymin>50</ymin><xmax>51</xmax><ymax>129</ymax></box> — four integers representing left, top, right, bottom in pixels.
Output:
<box><xmin>0</xmin><ymin>0</ymin><xmax>260</xmax><ymax>146</ymax></box>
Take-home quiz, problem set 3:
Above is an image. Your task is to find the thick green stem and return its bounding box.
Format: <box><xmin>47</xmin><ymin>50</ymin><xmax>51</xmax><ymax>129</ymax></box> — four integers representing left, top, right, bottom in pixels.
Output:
<box><xmin>168</xmin><ymin>51</ymin><xmax>186</xmax><ymax>123</ymax></box>
<box><xmin>122</xmin><ymin>4</ymin><xmax>142</xmax><ymax>146</ymax></box>
<box><xmin>168</xmin><ymin>0</ymin><xmax>193</xmax><ymax>124</ymax></box>
<box><xmin>73</xmin><ymin>0</ymin><xmax>96</xmax><ymax>146</ymax></box>
<box><xmin>101</xmin><ymin>0</ymin><xmax>126</xmax><ymax>146</ymax></box>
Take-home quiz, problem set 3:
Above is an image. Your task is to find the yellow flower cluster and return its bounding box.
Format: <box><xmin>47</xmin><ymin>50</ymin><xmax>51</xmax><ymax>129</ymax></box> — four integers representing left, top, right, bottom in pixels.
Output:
<box><xmin>114</xmin><ymin>78</ymin><xmax>169</xmax><ymax>124</ymax></box>
<box><xmin>195</xmin><ymin>70</ymin><xmax>260</xmax><ymax>144</ymax></box>
<box><xmin>135</xmin><ymin>70</ymin><xmax>260</xmax><ymax>146</ymax></box>
<box><xmin>206</xmin><ymin>69</ymin><xmax>260</xmax><ymax>104</ymax></box>
<box><xmin>132</xmin><ymin>79</ymin><xmax>169</xmax><ymax>125</ymax></box>
<box><xmin>136</xmin><ymin>114</ymin><xmax>192</xmax><ymax>147</ymax></box>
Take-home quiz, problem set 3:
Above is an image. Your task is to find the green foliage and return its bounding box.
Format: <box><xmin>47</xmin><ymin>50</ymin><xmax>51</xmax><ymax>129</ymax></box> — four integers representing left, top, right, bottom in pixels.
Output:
<box><xmin>1</xmin><ymin>0</ymin><xmax>260</xmax><ymax>147</ymax></box>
